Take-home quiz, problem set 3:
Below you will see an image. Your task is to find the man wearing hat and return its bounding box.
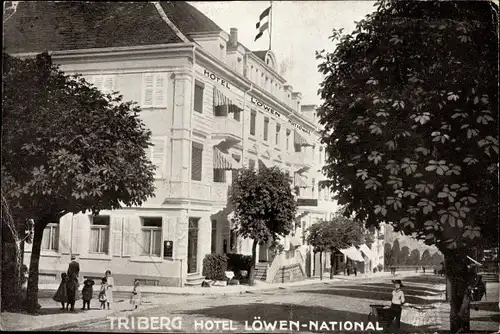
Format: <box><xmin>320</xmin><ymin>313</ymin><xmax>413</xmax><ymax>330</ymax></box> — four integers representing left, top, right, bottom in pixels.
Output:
<box><xmin>389</xmin><ymin>279</ymin><xmax>406</xmax><ymax>329</ymax></box>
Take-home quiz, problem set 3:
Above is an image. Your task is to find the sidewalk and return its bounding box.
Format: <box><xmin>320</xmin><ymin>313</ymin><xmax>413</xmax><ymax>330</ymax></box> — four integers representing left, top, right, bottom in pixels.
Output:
<box><xmin>0</xmin><ymin>271</ymin><xmax>417</xmax><ymax>331</ymax></box>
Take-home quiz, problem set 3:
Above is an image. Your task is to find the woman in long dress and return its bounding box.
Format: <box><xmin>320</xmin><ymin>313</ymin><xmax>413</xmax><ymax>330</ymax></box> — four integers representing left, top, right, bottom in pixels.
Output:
<box><xmin>105</xmin><ymin>270</ymin><xmax>114</xmax><ymax>310</ymax></box>
<box><xmin>53</xmin><ymin>273</ymin><xmax>68</xmax><ymax>310</ymax></box>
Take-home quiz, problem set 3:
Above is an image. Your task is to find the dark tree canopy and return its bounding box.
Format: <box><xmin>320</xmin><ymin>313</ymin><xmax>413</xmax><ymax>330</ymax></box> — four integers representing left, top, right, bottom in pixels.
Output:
<box><xmin>306</xmin><ymin>215</ymin><xmax>363</xmax><ymax>253</ymax></box>
<box><xmin>408</xmin><ymin>249</ymin><xmax>421</xmax><ymax>266</ymax></box>
<box><xmin>317</xmin><ymin>0</ymin><xmax>498</xmax><ymax>254</ymax></box>
<box><xmin>229</xmin><ymin>167</ymin><xmax>297</xmax><ymax>244</ymax></box>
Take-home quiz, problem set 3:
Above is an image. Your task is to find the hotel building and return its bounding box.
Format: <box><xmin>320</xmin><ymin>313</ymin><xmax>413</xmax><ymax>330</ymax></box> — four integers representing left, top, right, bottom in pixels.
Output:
<box><xmin>5</xmin><ymin>1</ymin><xmax>342</xmax><ymax>286</ymax></box>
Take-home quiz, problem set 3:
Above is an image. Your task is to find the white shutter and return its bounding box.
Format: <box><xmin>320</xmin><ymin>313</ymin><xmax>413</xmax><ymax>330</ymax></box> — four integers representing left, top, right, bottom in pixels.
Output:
<box><xmin>58</xmin><ymin>214</ymin><xmax>72</xmax><ymax>253</ymax></box>
<box><xmin>151</xmin><ymin>137</ymin><xmax>166</xmax><ymax>178</ymax></box>
<box><xmin>111</xmin><ymin>217</ymin><xmax>123</xmax><ymax>257</ymax></box>
<box><xmin>143</xmin><ymin>74</ymin><xmax>154</xmax><ymax>107</ymax></box>
<box><xmin>93</xmin><ymin>76</ymin><xmax>104</xmax><ymax>91</ymax></box>
<box><xmin>71</xmin><ymin>214</ymin><xmax>87</xmax><ymax>255</ymax></box>
<box><xmin>122</xmin><ymin>217</ymin><xmax>131</xmax><ymax>256</ymax></box>
<box><xmin>129</xmin><ymin>218</ymin><xmax>142</xmax><ymax>257</ymax></box>
<box><xmin>103</xmin><ymin>76</ymin><xmax>115</xmax><ymax>94</ymax></box>
<box><xmin>154</xmin><ymin>74</ymin><xmax>167</xmax><ymax>107</ymax></box>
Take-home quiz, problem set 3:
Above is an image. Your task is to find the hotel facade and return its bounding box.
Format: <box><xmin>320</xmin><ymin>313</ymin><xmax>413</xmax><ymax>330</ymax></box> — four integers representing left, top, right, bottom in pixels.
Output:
<box><xmin>4</xmin><ymin>2</ymin><xmax>372</xmax><ymax>286</ymax></box>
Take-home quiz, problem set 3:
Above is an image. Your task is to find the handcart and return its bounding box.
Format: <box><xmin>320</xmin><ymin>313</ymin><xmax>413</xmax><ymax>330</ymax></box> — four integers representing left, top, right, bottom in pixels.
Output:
<box><xmin>367</xmin><ymin>304</ymin><xmax>394</xmax><ymax>329</ymax></box>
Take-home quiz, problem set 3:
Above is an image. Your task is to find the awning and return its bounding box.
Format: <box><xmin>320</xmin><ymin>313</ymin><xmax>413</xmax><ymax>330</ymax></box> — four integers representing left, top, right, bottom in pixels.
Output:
<box><xmin>213</xmin><ymin>87</ymin><xmax>242</xmax><ymax>113</ymax></box>
<box><xmin>295</xmin><ymin>166</ymin><xmax>310</xmax><ymax>173</ymax></box>
<box><xmin>294</xmin><ymin>130</ymin><xmax>312</xmax><ymax>147</ymax></box>
<box><xmin>289</xmin><ymin>236</ymin><xmax>301</xmax><ymax>248</ymax></box>
<box><xmin>467</xmin><ymin>256</ymin><xmax>483</xmax><ymax>266</ymax></box>
<box><xmin>359</xmin><ymin>244</ymin><xmax>377</xmax><ymax>260</ymax></box>
<box><xmin>294</xmin><ymin>173</ymin><xmax>308</xmax><ymax>188</ymax></box>
<box><xmin>213</xmin><ymin>147</ymin><xmax>242</xmax><ymax>170</ymax></box>
<box><xmin>339</xmin><ymin>246</ymin><xmax>365</xmax><ymax>262</ymax></box>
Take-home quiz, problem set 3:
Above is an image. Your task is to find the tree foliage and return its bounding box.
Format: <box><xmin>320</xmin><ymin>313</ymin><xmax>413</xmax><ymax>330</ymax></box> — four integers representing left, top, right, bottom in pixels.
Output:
<box><xmin>384</xmin><ymin>242</ymin><xmax>392</xmax><ymax>266</ymax></box>
<box><xmin>408</xmin><ymin>249</ymin><xmax>421</xmax><ymax>266</ymax></box>
<box><xmin>421</xmin><ymin>249</ymin><xmax>432</xmax><ymax>265</ymax></box>
<box><xmin>390</xmin><ymin>239</ymin><xmax>400</xmax><ymax>266</ymax></box>
<box><xmin>399</xmin><ymin>246</ymin><xmax>410</xmax><ymax>265</ymax></box>
<box><xmin>2</xmin><ymin>52</ymin><xmax>156</xmax><ymax>311</ymax></box>
<box><xmin>306</xmin><ymin>215</ymin><xmax>363</xmax><ymax>253</ymax></box>
<box><xmin>317</xmin><ymin>0</ymin><xmax>498</xmax><ymax>253</ymax></box>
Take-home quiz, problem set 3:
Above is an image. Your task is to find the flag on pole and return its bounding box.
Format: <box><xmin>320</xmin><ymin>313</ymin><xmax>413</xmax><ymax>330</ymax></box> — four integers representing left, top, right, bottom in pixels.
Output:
<box><xmin>255</xmin><ymin>6</ymin><xmax>271</xmax><ymax>41</ymax></box>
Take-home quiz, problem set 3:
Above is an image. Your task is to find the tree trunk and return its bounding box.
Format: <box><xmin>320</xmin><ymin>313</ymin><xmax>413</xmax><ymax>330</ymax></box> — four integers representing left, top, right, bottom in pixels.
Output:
<box><xmin>25</xmin><ymin>219</ymin><xmax>48</xmax><ymax>313</ymax></box>
<box><xmin>319</xmin><ymin>251</ymin><xmax>323</xmax><ymax>280</ymax></box>
<box><xmin>248</xmin><ymin>240</ymin><xmax>258</xmax><ymax>286</ymax></box>
<box><xmin>444</xmin><ymin>252</ymin><xmax>470</xmax><ymax>333</ymax></box>
<box><xmin>330</xmin><ymin>252</ymin><xmax>334</xmax><ymax>279</ymax></box>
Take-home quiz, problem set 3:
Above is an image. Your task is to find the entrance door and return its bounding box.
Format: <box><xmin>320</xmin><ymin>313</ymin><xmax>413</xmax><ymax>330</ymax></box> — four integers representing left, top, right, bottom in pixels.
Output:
<box><xmin>259</xmin><ymin>242</ymin><xmax>268</xmax><ymax>262</ymax></box>
<box><xmin>187</xmin><ymin>218</ymin><xmax>199</xmax><ymax>274</ymax></box>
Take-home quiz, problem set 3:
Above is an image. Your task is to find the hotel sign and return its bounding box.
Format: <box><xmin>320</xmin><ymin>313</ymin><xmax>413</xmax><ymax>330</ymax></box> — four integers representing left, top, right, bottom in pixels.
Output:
<box><xmin>203</xmin><ymin>69</ymin><xmax>312</xmax><ymax>135</ymax></box>
<box><xmin>297</xmin><ymin>198</ymin><xmax>318</xmax><ymax>207</ymax></box>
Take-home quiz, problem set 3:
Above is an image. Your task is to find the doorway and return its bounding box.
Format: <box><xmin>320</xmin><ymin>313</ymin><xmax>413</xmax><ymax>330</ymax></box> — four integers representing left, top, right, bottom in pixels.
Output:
<box><xmin>259</xmin><ymin>242</ymin><xmax>269</xmax><ymax>262</ymax></box>
<box><xmin>187</xmin><ymin>217</ymin><xmax>199</xmax><ymax>274</ymax></box>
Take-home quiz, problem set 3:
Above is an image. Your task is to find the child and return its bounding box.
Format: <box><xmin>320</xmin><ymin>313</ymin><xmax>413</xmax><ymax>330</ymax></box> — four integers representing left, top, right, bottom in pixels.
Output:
<box><xmin>98</xmin><ymin>277</ymin><xmax>107</xmax><ymax>309</ymax></box>
<box><xmin>130</xmin><ymin>280</ymin><xmax>142</xmax><ymax>310</ymax></box>
<box><xmin>389</xmin><ymin>279</ymin><xmax>406</xmax><ymax>329</ymax></box>
<box><xmin>53</xmin><ymin>273</ymin><xmax>68</xmax><ymax>310</ymax></box>
<box><xmin>81</xmin><ymin>278</ymin><xmax>95</xmax><ymax>310</ymax></box>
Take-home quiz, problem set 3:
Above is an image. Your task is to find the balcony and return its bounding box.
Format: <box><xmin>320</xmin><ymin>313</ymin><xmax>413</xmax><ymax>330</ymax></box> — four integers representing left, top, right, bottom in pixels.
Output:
<box><xmin>212</xmin><ymin>115</ymin><xmax>242</xmax><ymax>144</ymax></box>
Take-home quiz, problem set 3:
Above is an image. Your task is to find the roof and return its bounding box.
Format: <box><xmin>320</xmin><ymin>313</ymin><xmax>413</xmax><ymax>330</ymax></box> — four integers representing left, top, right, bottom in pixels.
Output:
<box><xmin>3</xmin><ymin>1</ymin><xmax>222</xmax><ymax>54</ymax></box>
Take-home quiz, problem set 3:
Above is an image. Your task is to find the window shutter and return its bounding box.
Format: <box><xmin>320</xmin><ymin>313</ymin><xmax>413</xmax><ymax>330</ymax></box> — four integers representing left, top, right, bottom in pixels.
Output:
<box><xmin>194</xmin><ymin>84</ymin><xmax>204</xmax><ymax>113</ymax></box>
<box><xmin>154</xmin><ymin>74</ymin><xmax>166</xmax><ymax>107</ymax></box>
<box><xmin>122</xmin><ymin>217</ymin><xmax>131</xmax><ymax>256</ymax></box>
<box><xmin>111</xmin><ymin>217</ymin><xmax>123</xmax><ymax>257</ymax></box>
<box><xmin>93</xmin><ymin>76</ymin><xmax>104</xmax><ymax>91</ymax></box>
<box><xmin>191</xmin><ymin>143</ymin><xmax>203</xmax><ymax>181</ymax></box>
<box><xmin>143</xmin><ymin>74</ymin><xmax>154</xmax><ymax>107</ymax></box>
<box><xmin>151</xmin><ymin>137</ymin><xmax>166</xmax><ymax>178</ymax></box>
<box><xmin>71</xmin><ymin>216</ymin><xmax>80</xmax><ymax>255</ymax></box>
<box><xmin>58</xmin><ymin>214</ymin><xmax>72</xmax><ymax>253</ymax></box>
<box><xmin>103</xmin><ymin>76</ymin><xmax>115</xmax><ymax>94</ymax></box>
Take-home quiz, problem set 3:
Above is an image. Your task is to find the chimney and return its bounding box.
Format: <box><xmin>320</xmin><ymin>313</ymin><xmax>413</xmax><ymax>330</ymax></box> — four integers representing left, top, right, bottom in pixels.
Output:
<box><xmin>229</xmin><ymin>28</ymin><xmax>238</xmax><ymax>47</ymax></box>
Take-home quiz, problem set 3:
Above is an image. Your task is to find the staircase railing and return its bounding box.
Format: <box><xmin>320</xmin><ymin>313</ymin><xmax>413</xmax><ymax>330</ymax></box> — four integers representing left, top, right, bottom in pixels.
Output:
<box><xmin>295</xmin><ymin>248</ymin><xmax>306</xmax><ymax>276</ymax></box>
<box><xmin>266</xmin><ymin>254</ymin><xmax>282</xmax><ymax>283</ymax></box>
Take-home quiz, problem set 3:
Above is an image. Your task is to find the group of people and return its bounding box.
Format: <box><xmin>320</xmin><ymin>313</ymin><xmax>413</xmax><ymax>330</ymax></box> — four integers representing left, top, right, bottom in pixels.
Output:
<box><xmin>53</xmin><ymin>256</ymin><xmax>141</xmax><ymax>311</ymax></box>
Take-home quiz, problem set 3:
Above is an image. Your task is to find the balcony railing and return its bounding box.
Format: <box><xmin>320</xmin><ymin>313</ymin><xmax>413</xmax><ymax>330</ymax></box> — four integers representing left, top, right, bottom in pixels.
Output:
<box><xmin>213</xmin><ymin>116</ymin><xmax>242</xmax><ymax>141</ymax></box>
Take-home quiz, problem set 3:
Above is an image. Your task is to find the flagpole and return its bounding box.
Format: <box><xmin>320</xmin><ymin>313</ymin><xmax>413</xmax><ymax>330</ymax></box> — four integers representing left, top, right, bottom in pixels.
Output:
<box><xmin>268</xmin><ymin>1</ymin><xmax>273</xmax><ymax>50</ymax></box>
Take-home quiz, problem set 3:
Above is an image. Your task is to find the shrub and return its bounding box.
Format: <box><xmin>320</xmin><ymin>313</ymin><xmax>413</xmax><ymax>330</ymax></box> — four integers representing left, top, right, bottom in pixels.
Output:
<box><xmin>202</xmin><ymin>254</ymin><xmax>228</xmax><ymax>281</ymax></box>
<box><xmin>373</xmin><ymin>267</ymin><xmax>378</xmax><ymax>273</ymax></box>
<box><xmin>377</xmin><ymin>264</ymin><xmax>383</xmax><ymax>272</ymax></box>
<box><xmin>227</xmin><ymin>253</ymin><xmax>253</xmax><ymax>277</ymax></box>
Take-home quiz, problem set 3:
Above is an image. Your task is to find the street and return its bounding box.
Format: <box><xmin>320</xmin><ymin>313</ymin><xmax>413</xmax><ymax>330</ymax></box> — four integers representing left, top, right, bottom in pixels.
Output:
<box><xmin>51</xmin><ymin>275</ymin><xmax>498</xmax><ymax>333</ymax></box>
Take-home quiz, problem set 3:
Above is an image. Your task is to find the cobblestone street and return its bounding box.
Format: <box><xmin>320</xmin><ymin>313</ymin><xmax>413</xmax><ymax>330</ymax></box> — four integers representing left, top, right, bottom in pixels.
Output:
<box><xmin>43</xmin><ymin>275</ymin><xmax>498</xmax><ymax>333</ymax></box>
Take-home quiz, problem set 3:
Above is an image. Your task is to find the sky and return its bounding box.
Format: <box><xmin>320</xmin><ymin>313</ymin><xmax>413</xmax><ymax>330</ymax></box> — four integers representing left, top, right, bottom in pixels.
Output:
<box><xmin>189</xmin><ymin>1</ymin><xmax>377</xmax><ymax>105</ymax></box>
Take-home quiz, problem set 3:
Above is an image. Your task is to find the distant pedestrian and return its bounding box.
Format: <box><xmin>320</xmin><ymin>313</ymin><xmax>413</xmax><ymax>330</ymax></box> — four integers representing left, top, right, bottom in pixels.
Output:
<box><xmin>346</xmin><ymin>265</ymin><xmax>351</xmax><ymax>276</ymax></box>
<box><xmin>353</xmin><ymin>266</ymin><xmax>357</xmax><ymax>277</ymax></box>
<box><xmin>422</xmin><ymin>266</ymin><xmax>426</xmax><ymax>274</ymax></box>
<box><xmin>98</xmin><ymin>277</ymin><xmax>107</xmax><ymax>309</ymax></box>
<box><xmin>66</xmin><ymin>256</ymin><xmax>80</xmax><ymax>311</ymax></box>
<box><xmin>129</xmin><ymin>280</ymin><xmax>142</xmax><ymax>310</ymax></box>
<box><xmin>81</xmin><ymin>278</ymin><xmax>95</xmax><ymax>310</ymax></box>
<box><xmin>415</xmin><ymin>267</ymin><xmax>419</xmax><ymax>273</ymax></box>
<box><xmin>53</xmin><ymin>273</ymin><xmax>68</xmax><ymax>310</ymax></box>
<box><xmin>104</xmin><ymin>270</ymin><xmax>114</xmax><ymax>310</ymax></box>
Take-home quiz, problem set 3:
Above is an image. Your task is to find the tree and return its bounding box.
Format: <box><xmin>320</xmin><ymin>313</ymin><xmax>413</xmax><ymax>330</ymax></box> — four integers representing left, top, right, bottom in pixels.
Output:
<box><xmin>229</xmin><ymin>167</ymin><xmax>297</xmax><ymax>286</ymax></box>
<box><xmin>399</xmin><ymin>246</ymin><xmax>410</xmax><ymax>266</ymax></box>
<box><xmin>432</xmin><ymin>251</ymin><xmax>444</xmax><ymax>266</ymax></box>
<box><xmin>306</xmin><ymin>221</ymin><xmax>328</xmax><ymax>280</ymax></box>
<box><xmin>384</xmin><ymin>242</ymin><xmax>392</xmax><ymax>267</ymax></box>
<box><xmin>316</xmin><ymin>1</ymin><xmax>498</xmax><ymax>331</ymax></box>
<box><xmin>421</xmin><ymin>249</ymin><xmax>432</xmax><ymax>266</ymax></box>
<box><xmin>408</xmin><ymin>249</ymin><xmax>421</xmax><ymax>266</ymax></box>
<box><xmin>2</xmin><ymin>53</ymin><xmax>156</xmax><ymax>313</ymax></box>
<box><xmin>390</xmin><ymin>239</ymin><xmax>400</xmax><ymax>266</ymax></box>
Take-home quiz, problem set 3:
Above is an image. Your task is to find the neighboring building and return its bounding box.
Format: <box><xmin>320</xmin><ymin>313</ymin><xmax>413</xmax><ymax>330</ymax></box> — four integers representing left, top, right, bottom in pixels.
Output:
<box><xmin>4</xmin><ymin>2</ymin><xmax>338</xmax><ymax>286</ymax></box>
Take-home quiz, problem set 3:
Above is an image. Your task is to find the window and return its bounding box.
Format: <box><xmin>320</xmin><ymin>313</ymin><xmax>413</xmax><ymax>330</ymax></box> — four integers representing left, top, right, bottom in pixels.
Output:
<box><xmin>141</xmin><ymin>217</ymin><xmax>162</xmax><ymax>257</ymax></box>
<box><xmin>232</xmin><ymin>155</ymin><xmax>241</xmax><ymax>183</ymax></box>
<box><xmin>230</xmin><ymin>230</ymin><xmax>237</xmax><ymax>252</ymax></box>
<box><xmin>214</xmin><ymin>169</ymin><xmax>226</xmax><ymax>183</ymax></box>
<box><xmin>250</xmin><ymin>110</ymin><xmax>256</xmax><ymax>135</ymax></box>
<box><xmin>89</xmin><ymin>216</ymin><xmax>110</xmax><ymax>254</ymax></box>
<box><xmin>211</xmin><ymin>220</ymin><xmax>217</xmax><ymax>254</ymax></box>
<box><xmin>249</xmin><ymin>159</ymin><xmax>256</xmax><ymax>170</ymax></box>
<box><xmin>233</xmin><ymin>109</ymin><xmax>241</xmax><ymax>122</ymax></box>
<box><xmin>263</xmin><ymin>117</ymin><xmax>269</xmax><ymax>141</ymax></box>
<box><xmin>194</xmin><ymin>81</ymin><xmax>204</xmax><ymax>113</ymax></box>
<box><xmin>295</xmin><ymin>144</ymin><xmax>302</xmax><ymax>153</ymax></box>
<box><xmin>191</xmin><ymin>142</ymin><xmax>203</xmax><ymax>181</ymax></box>
<box><xmin>301</xmin><ymin>221</ymin><xmax>307</xmax><ymax>244</ymax></box>
<box><xmin>91</xmin><ymin>75</ymin><xmax>116</xmax><ymax>94</ymax></box>
<box><xmin>41</xmin><ymin>223</ymin><xmax>59</xmax><ymax>251</ymax></box>
<box><xmin>294</xmin><ymin>187</ymin><xmax>300</xmax><ymax>196</ymax></box>
<box><xmin>275</xmin><ymin>124</ymin><xmax>281</xmax><ymax>145</ymax></box>
<box><xmin>286</xmin><ymin>129</ymin><xmax>291</xmax><ymax>150</ymax></box>
<box><xmin>142</xmin><ymin>73</ymin><xmax>167</xmax><ymax>108</ymax></box>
